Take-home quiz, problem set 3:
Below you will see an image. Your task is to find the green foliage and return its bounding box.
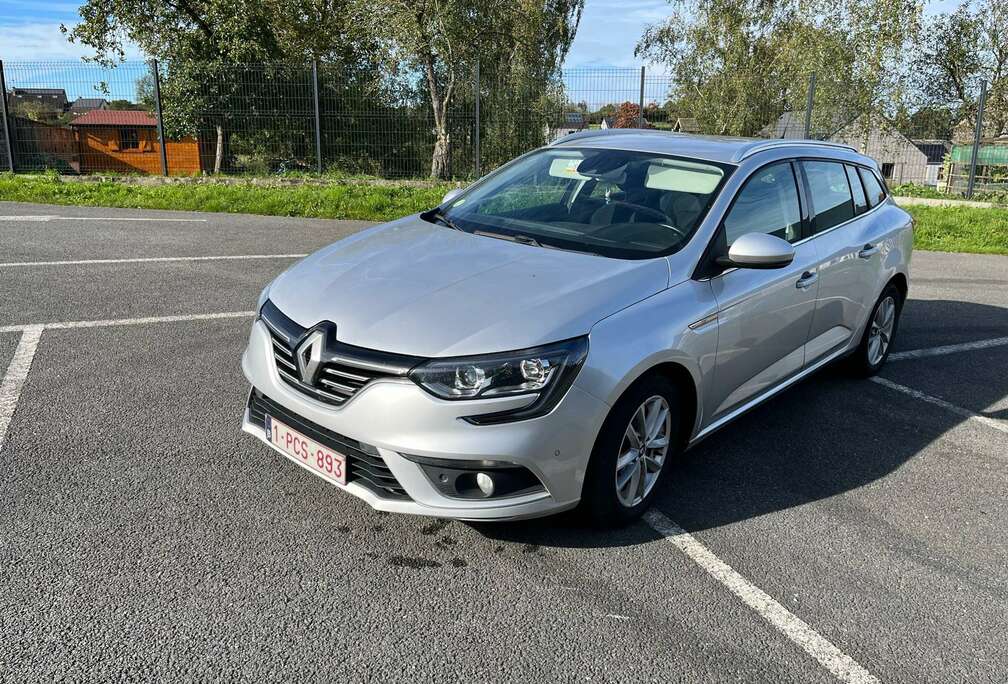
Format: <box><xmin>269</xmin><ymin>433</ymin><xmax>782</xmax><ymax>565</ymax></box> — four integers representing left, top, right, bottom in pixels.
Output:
<box><xmin>635</xmin><ymin>0</ymin><xmax>922</xmax><ymax>136</ymax></box>
<box><xmin>363</xmin><ymin>0</ymin><xmax>583</xmax><ymax>178</ymax></box>
<box><xmin>906</xmin><ymin>204</ymin><xmax>1008</xmax><ymax>254</ymax></box>
<box><xmin>0</xmin><ymin>175</ymin><xmax>452</xmax><ymax>221</ymax></box>
<box><xmin>911</xmin><ymin>0</ymin><xmax>1007</xmax><ymax>138</ymax></box>
<box><xmin>893</xmin><ymin>182</ymin><xmax>1008</xmax><ymax>205</ymax></box>
<box><xmin>63</xmin><ymin>0</ymin><xmax>582</xmax><ymax>179</ymax></box>
<box><xmin>890</xmin><ymin>183</ymin><xmax>947</xmax><ymax>199</ymax></box>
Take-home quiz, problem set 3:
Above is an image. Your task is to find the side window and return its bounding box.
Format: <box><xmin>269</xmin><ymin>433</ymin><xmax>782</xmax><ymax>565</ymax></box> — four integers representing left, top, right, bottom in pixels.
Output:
<box><xmin>803</xmin><ymin>161</ymin><xmax>854</xmax><ymax>234</ymax></box>
<box><xmin>846</xmin><ymin>164</ymin><xmax>868</xmax><ymax>214</ymax></box>
<box><xmin>722</xmin><ymin>162</ymin><xmax>802</xmax><ymax>247</ymax></box>
<box><xmin>858</xmin><ymin>167</ymin><xmax>886</xmax><ymax>208</ymax></box>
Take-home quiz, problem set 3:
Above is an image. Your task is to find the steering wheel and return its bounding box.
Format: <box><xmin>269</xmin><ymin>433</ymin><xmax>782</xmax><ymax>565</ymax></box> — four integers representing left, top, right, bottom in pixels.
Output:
<box><xmin>605</xmin><ymin>200</ymin><xmax>688</xmax><ymax>238</ymax></box>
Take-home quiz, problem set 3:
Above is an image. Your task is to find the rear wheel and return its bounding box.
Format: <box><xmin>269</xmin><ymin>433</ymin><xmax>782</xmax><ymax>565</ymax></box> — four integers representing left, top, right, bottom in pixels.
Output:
<box><xmin>848</xmin><ymin>283</ymin><xmax>903</xmax><ymax>376</ymax></box>
<box><xmin>581</xmin><ymin>376</ymin><xmax>680</xmax><ymax>526</ymax></box>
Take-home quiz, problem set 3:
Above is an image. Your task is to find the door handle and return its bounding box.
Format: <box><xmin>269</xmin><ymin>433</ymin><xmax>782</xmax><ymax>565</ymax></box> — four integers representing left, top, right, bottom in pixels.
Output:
<box><xmin>858</xmin><ymin>243</ymin><xmax>879</xmax><ymax>259</ymax></box>
<box><xmin>796</xmin><ymin>271</ymin><xmax>818</xmax><ymax>289</ymax></box>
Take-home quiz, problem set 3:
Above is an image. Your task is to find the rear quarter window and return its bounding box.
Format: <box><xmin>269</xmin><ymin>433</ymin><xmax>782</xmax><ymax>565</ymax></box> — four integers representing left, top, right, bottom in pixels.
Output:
<box><xmin>858</xmin><ymin>167</ymin><xmax>887</xmax><ymax>208</ymax></box>
<box><xmin>846</xmin><ymin>165</ymin><xmax>868</xmax><ymax>214</ymax></box>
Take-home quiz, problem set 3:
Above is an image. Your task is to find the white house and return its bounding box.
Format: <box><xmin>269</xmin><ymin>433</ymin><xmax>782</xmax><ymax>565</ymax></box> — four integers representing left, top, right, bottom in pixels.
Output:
<box><xmin>828</xmin><ymin>115</ymin><xmax>930</xmax><ymax>185</ymax></box>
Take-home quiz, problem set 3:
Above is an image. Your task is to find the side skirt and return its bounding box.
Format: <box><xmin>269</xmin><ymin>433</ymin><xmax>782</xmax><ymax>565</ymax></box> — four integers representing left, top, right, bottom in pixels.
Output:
<box><xmin>687</xmin><ymin>345</ymin><xmax>854</xmax><ymax>449</ymax></box>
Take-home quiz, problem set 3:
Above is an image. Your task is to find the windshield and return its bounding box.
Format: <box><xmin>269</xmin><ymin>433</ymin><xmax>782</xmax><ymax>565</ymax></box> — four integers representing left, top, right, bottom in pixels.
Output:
<box><xmin>433</xmin><ymin>147</ymin><xmax>734</xmax><ymax>259</ymax></box>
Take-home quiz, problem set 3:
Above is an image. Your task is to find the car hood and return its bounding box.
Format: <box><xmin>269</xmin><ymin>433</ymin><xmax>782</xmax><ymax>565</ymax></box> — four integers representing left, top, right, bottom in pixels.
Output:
<box><xmin>266</xmin><ymin>215</ymin><xmax>669</xmax><ymax>357</ymax></box>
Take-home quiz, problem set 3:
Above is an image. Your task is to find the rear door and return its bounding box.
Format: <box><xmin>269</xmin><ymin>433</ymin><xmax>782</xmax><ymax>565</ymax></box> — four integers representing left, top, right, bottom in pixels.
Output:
<box><xmin>800</xmin><ymin>160</ymin><xmax>881</xmax><ymax>363</ymax></box>
<box><xmin>705</xmin><ymin>161</ymin><xmax>819</xmax><ymax>421</ymax></box>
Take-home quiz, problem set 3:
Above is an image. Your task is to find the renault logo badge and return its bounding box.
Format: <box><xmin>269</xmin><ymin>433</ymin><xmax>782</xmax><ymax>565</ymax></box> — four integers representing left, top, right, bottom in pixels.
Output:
<box><xmin>295</xmin><ymin>329</ymin><xmax>324</xmax><ymax>384</ymax></box>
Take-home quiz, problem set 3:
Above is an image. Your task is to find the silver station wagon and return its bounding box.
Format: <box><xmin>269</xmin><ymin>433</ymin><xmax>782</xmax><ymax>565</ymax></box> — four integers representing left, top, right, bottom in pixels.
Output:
<box><xmin>241</xmin><ymin>132</ymin><xmax>912</xmax><ymax>524</ymax></box>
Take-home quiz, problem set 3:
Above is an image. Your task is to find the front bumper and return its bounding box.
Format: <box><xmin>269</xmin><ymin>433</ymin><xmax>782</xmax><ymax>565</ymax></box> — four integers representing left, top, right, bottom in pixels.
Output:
<box><xmin>240</xmin><ymin>318</ymin><xmax>609</xmax><ymax>520</ymax></box>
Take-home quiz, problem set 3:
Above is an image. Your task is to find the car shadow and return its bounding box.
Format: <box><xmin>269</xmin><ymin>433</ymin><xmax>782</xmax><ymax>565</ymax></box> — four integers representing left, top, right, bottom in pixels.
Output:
<box><xmin>470</xmin><ymin>298</ymin><xmax>1008</xmax><ymax>549</ymax></box>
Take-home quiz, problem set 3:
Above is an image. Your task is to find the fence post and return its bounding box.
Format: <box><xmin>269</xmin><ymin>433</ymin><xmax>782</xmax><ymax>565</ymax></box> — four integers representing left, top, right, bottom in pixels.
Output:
<box><xmin>150</xmin><ymin>59</ymin><xmax>168</xmax><ymax>176</ymax></box>
<box><xmin>803</xmin><ymin>72</ymin><xmax>816</xmax><ymax>139</ymax></box>
<box><xmin>638</xmin><ymin>66</ymin><xmax>645</xmax><ymax>128</ymax></box>
<box><xmin>966</xmin><ymin>80</ymin><xmax>988</xmax><ymax>199</ymax></box>
<box><xmin>0</xmin><ymin>60</ymin><xmax>15</xmax><ymax>173</ymax></box>
<box><xmin>312</xmin><ymin>60</ymin><xmax>322</xmax><ymax>175</ymax></box>
<box><xmin>473</xmin><ymin>60</ymin><xmax>481</xmax><ymax>178</ymax></box>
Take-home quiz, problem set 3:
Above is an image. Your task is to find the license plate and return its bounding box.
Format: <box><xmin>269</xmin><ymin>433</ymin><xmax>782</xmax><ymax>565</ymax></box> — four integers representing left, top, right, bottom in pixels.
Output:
<box><xmin>265</xmin><ymin>414</ymin><xmax>347</xmax><ymax>485</ymax></box>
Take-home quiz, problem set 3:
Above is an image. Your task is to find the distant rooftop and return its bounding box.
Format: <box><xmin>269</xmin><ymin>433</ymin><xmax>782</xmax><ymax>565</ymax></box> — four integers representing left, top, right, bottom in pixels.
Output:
<box><xmin>71</xmin><ymin>97</ymin><xmax>108</xmax><ymax>110</ymax></box>
<box><xmin>7</xmin><ymin>87</ymin><xmax>69</xmax><ymax>109</ymax></box>
<box><xmin>911</xmin><ymin>139</ymin><xmax>952</xmax><ymax>165</ymax></box>
<box><xmin>70</xmin><ymin>109</ymin><xmax>157</xmax><ymax>127</ymax></box>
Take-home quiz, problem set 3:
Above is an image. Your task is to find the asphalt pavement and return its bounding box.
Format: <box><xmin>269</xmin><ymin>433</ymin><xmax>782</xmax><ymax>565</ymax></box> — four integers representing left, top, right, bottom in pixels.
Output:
<box><xmin>0</xmin><ymin>202</ymin><xmax>1005</xmax><ymax>682</ymax></box>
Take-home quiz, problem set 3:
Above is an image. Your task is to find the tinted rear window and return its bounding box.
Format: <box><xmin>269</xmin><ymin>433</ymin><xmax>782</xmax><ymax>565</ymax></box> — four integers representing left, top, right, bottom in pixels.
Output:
<box><xmin>803</xmin><ymin>161</ymin><xmax>854</xmax><ymax>234</ymax></box>
<box><xmin>858</xmin><ymin>167</ymin><xmax>886</xmax><ymax>208</ymax></box>
<box><xmin>846</xmin><ymin>165</ymin><xmax>868</xmax><ymax>214</ymax></box>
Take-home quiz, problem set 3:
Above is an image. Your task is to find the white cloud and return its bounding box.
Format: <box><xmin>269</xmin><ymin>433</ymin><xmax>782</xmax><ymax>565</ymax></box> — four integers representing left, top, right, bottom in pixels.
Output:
<box><xmin>564</xmin><ymin>0</ymin><xmax>670</xmax><ymax>70</ymax></box>
<box><xmin>0</xmin><ymin>21</ymin><xmax>145</xmax><ymax>61</ymax></box>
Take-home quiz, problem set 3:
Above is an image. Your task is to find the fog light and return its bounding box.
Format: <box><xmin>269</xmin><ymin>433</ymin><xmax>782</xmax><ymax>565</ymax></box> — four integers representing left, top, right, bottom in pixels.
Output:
<box><xmin>475</xmin><ymin>472</ymin><xmax>495</xmax><ymax>497</ymax></box>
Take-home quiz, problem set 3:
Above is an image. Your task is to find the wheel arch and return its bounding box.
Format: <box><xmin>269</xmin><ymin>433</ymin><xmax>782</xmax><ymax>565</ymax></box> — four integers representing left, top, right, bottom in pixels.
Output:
<box><xmin>888</xmin><ymin>271</ymin><xmax>908</xmax><ymax>303</ymax></box>
<box><xmin>616</xmin><ymin>361</ymin><xmax>699</xmax><ymax>450</ymax></box>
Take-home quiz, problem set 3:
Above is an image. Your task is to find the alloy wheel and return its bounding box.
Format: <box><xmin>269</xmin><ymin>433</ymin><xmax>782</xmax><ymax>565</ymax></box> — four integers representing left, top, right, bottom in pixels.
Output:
<box><xmin>615</xmin><ymin>395</ymin><xmax>671</xmax><ymax>508</ymax></box>
<box><xmin>868</xmin><ymin>295</ymin><xmax>896</xmax><ymax>366</ymax></box>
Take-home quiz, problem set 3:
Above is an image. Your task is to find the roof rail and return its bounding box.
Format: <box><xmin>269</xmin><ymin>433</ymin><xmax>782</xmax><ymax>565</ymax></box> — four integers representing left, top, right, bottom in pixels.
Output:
<box><xmin>549</xmin><ymin>128</ymin><xmax>674</xmax><ymax>146</ymax></box>
<box><xmin>734</xmin><ymin>139</ymin><xmax>856</xmax><ymax>162</ymax></box>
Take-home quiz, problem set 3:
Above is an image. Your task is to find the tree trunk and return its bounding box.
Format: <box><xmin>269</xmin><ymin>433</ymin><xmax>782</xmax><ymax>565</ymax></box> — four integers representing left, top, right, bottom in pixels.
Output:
<box><xmin>421</xmin><ymin>49</ymin><xmax>453</xmax><ymax>180</ymax></box>
<box><xmin>431</xmin><ymin>130</ymin><xmax>450</xmax><ymax>179</ymax></box>
<box><xmin>214</xmin><ymin>123</ymin><xmax>224</xmax><ymax>174</ymax></box>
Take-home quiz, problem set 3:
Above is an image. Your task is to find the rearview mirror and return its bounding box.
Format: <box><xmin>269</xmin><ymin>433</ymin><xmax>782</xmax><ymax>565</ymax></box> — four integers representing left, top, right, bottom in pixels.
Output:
<box><xmin>441</xmin><ymin>188</ymin><xmax>464</xmax><ymax>205</ymax></box>
<box><xmin>718</xmin><ymin>232</ymin><xmax>795</xmax><ymax>269</ymax></box>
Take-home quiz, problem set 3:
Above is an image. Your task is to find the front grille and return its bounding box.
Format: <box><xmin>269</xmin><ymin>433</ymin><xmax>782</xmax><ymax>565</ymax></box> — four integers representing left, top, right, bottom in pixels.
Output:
<box><xmin>259</xmin><ymin>300</ymin><xmax>421</xmax><ymax>407</ymax></box>
<box><xmin>248</xmin><ymin>389</ymin><xmax>410</xmax><ymax>500</ymax></box>
<box><xmin>266</xmin><ymin>321</ymin><xmax>389</xmax><ymax>405</ymax></box>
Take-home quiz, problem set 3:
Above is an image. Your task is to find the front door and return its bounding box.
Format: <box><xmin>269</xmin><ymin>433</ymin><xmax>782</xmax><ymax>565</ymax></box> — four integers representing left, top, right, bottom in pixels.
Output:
<box><xmin>704</xmin><ymin>161</ymin><xmax>818</xmax><ymax>421</ymax></box>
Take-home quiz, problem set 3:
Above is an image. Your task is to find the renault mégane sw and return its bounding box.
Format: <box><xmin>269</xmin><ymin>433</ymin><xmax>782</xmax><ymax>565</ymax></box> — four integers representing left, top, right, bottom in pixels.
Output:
<box><xmin>241</xmin><ymin>131</ymin><xmax>912</xmax><ymax>523</ymax></box>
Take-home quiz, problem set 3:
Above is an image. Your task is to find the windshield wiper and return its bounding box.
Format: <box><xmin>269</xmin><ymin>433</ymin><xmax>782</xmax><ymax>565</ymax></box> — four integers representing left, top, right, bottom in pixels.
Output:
<box><xmin>473</xmin><ymin>229</ymin><xmax>543</xmax><ymax>248</ymax></box>
<box><xmin>473</xmin><ymin>229</ymin><xmax>603</xmax><ymax>257</ymax></box>
<box><xmin>425</xmin><ymin>208</ymin><xmax>464</xmax><ymax>232</ymax></box>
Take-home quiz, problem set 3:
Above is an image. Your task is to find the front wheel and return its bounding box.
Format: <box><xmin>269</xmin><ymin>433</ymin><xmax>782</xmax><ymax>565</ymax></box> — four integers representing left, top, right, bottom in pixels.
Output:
<box><xmin>580</xmin><ymin>376</ymin><xmax>680</xmax><ymax>526</ymax></box>
<box><xmin>848</xmin><ymin>284</ymin><xmax>903</xmax><ymax>376</ymax></box>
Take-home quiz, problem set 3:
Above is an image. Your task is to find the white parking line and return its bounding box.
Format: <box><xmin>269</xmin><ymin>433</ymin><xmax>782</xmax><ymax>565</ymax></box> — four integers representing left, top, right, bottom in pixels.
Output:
<box><xmin>0</xmin><ymin>326</ymin><xmax>43</xmax><ymax>452</ymax></box>
<box><xmin>0</xmin><ymin>311</ymin><xmax>255</xmax><ymax>334</ymax></box>
<box><xmin>0</xmin><ymin>215</ymin><xmax>207</xmax><ymax>222</ymax></box>
<box><xmin>1</xmin><ymin>254</ymin><xmax>307</xmax><ymax>268</ymax></box>
<box><xmin>889</xmin><ymin>336</ymin><xmax>1008</xmax><ymax>361</ymax></box>
<box><xmin>871</xmin><ymin>376</ymin><xmax>1008</xmax><ymax>436</ymax></box>
<box><xmin>643</xmin><ymin>510</ymin><xmax>880</xmax><ymax>684</ymax></box>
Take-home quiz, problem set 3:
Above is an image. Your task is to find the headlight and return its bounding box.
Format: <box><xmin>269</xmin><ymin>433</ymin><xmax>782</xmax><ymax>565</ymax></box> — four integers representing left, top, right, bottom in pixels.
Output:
<box><xmin>256</xmin><ymin>285</ymin><xmax>271</xmax><ymax>312</ymax></box>
<box><xmin>408</xmin><ymin>337</ymin><xmax>588</xmax><ymax>423</ymax></box>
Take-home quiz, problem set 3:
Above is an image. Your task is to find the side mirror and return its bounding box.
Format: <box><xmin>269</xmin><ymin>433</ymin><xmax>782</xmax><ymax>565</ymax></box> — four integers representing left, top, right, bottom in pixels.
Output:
<box><xmin>441</xmin><ymin>188</ymin><xmax>464</xmax><ymax>205</ymax></box>
<box><xmin>718</xmin><ymin>232</ymin><xmax>796</xmax><ymax>269</ymax></box>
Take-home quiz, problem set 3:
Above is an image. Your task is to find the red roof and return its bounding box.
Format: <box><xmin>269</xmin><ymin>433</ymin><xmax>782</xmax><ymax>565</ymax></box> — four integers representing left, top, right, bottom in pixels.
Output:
<box><xmin>70</xmin><ymin>110</ymin><xmax>158</xmax><ymax>127</ymax></box>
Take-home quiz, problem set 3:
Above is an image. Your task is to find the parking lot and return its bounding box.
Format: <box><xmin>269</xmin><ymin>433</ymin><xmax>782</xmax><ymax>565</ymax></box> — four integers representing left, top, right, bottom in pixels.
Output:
<box><xmin>1</xmin><ymin>201</ymin><xmax>1006</xmax><ymax>682</ymax></box>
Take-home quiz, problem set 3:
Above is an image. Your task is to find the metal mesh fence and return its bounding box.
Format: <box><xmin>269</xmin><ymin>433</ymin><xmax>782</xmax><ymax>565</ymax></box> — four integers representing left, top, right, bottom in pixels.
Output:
<box><xmin>0</xmin><ymin>59</ymin><xmax>1003</xmax><ymax>197</ymax></box>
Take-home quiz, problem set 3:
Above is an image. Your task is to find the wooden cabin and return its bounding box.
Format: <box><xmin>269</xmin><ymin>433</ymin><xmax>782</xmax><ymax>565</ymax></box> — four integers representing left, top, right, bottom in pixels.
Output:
<box><xmin>69</xmin><ymin>110</ymin><xmax>202</xmax><ymax>175</ymax></box>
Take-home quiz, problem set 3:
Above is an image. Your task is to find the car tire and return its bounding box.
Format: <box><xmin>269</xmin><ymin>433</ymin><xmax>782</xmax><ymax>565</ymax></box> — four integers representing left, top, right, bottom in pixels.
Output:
<box><xmin>580</xmin><ymin>375</ymin><xmax>681</xmax><ymax>526</ymax></box>
<box><xmin>848</xmin><ymin>283</ymin><xmax>903</xmax><ymax>377</ymax></box>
